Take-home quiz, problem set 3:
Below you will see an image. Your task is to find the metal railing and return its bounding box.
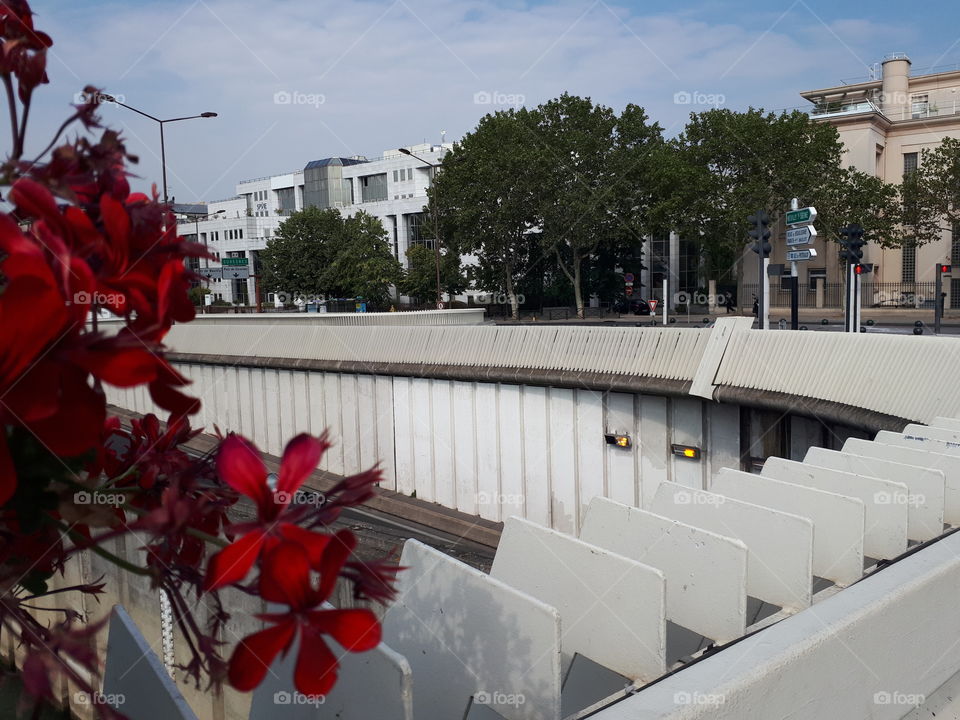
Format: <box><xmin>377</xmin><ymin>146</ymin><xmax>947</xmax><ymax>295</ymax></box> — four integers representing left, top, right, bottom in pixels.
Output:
<box><xmin>741</xmin><ymin>282</ymin><xmax>939</xmax><ymax>309</ymax></box>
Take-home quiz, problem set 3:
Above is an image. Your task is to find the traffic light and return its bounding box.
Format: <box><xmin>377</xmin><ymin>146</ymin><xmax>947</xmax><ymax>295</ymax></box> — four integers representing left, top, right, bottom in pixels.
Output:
<box><xmin>748</xmin><ymin>211</ymin><xmax>772</xmax><ymax>257</ymax></box>
<box><xmin>854</xmin><ymin>263</ymin><xmax>863</xmax><ymax>275</ymax></box>
<box><xmin>939</xmin><ymin>264</ymin><xmax>952</xmax><ymax>274</ymax></box>
<box><xmin>840</xmin><ymin>224</ymin><xmax>866</xmax><ymax>262</ymax></box>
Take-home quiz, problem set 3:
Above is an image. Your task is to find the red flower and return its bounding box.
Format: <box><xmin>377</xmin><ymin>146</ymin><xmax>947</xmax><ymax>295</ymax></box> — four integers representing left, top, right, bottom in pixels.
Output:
<box><xmin>228</xmin><ymin>540</ymin><xmax>380</xmax><ymax>696</ymax></box>
<box><xmin>203</xmin><ymin>433</ymin><xmax>330</xmax><ymax>591</ymax></box>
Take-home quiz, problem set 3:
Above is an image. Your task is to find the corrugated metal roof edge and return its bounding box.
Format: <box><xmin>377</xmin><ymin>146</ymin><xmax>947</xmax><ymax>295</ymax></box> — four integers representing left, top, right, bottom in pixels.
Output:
<box><xmin>166</xmin><ymin>353</ymin><xmax>693</xmax><ymax>398</ymax></box>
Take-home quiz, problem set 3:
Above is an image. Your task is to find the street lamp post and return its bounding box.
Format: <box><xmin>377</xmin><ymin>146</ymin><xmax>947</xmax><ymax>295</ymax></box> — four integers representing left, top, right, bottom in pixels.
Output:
<box><xmin>399</xmin><ymin>147</ymin><xmax>443</xmax><ymax>308</ymax></box>
<box><xmin>101</xmin><ymin>95</ymin><xmax>217</xmax><ymax>204</ymax></box>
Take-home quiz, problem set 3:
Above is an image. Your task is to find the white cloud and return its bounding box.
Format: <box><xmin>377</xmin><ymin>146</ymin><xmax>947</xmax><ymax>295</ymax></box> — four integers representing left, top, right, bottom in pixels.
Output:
<box><xmin>20</xmin><ymin>0</ymin><xmax>936</xmax><ymax>200</ymax></box>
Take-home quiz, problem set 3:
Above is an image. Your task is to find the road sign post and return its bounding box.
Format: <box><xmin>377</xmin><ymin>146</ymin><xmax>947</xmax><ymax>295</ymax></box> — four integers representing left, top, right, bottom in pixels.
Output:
<box><xmin>786</xmin><ymin>202</ymin><xmax>819</xmax><ymax>331</ymax></box>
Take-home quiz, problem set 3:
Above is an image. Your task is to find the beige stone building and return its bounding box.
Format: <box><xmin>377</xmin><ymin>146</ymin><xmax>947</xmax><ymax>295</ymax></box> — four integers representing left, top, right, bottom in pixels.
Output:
<box><xmin>790</xmin><ymin>54</ymin><xmax>960</xmax><ymax>305</ymax></box>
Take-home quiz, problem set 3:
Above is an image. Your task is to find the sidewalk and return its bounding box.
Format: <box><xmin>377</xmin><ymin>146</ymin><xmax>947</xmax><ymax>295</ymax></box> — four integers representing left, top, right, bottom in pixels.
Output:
<box><xmin>499</xmin><ymin>307</ymin><xmax>960</xmax><ymax>327</ymax></box>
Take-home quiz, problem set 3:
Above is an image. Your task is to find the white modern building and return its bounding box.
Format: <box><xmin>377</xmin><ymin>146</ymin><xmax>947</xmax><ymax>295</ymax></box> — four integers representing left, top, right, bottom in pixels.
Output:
<box><xmin>176</xmin><ymin>142</ymin><xmax>452</xmax><ymax>306</ymax></box>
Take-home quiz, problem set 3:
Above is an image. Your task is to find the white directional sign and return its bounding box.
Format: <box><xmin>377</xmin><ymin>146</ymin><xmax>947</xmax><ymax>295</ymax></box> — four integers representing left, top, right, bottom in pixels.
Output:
<box><xmin>786</xmin><ymin>226</ymin><xmax>817</xmax><ymax>246</ymax></box>
<box><xmin>787</xmin><ymin>249</ymin><xmax>817</xmax><ymax>262</ymax></box>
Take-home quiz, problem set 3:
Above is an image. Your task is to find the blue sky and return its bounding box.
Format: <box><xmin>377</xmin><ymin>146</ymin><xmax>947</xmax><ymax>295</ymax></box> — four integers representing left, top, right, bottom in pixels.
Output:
<box><xmin>23</xmin><ymin>0</ymin><xmax>960</xmax><ymax>201</ymax></box>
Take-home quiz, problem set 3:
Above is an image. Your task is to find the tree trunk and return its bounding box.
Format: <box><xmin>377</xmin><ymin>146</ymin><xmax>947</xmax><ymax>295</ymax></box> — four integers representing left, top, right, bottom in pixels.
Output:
<box><xmin>505</xmin><ymin>269</ymin><xmax>519</xmax><ymax>321</ymax></box>
<box><xmin>573</xmin><ymin>258</ymin><xmax>584</xmax><ymax>319</ymax></box>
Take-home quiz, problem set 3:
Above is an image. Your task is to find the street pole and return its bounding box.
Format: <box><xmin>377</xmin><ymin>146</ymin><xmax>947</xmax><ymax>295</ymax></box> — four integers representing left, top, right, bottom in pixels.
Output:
<box><xmin>789</xmin><ymin>198</ymin><xmax>799</xmax><ymax>330</ymax></box>
<box><xmin>935</xmin><ymin>265</ymin><xmax>943</xmax><ymax>334</ymax></box>
<box><xmin>662</xmin><ymin>277</ymin><xmax>668</xmax><ymax>325</ymax></box>
<box><xmin>399</xmin><ymin>147</ymin><xmax>443</xmax><ymax>308</ymax></box>
<box><xmin>101</xmin><ymin>95</ymin><xmax>217</xmax><ymax>205</ymax></box>
<box><xmin>762</xmin><ymin>257</ymin><xmax>770</xmax><ymax>330</ymax></box>
<box><xmin>160</xmin><ymin>122</ymin><xmax>168</xmax><ymax>203</ymax></box>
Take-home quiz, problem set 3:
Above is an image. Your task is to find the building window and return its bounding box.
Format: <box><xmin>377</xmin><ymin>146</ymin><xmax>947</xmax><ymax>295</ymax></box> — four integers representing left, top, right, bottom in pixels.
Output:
<box><xmin>902</xmin><ymin>243</ymin><xmax>916</xmax><ymax>283</ymax></box>
<box><xmin>952</xmin><ymin>223</ymin><xmax>960</xmax><ymax>309</ymax></box>
<box><xmin>904</xmin><ymin>152</ymin><xmax>919</xmax><ymax>176</ymax></box>
<box><xmin>393</xmin><ymin>170</ymin><xmax>398</xmax><ymax>182</ymax></box>
<box><xmin>911</xmin><ymin>94</ymin><xmax>929</xmax><ymax>119</ymax></box>
<box><xmin>406</xmin><ymin>212</ymin><xmax>434</xmax><ymax>249</ymax></box>
<box><xmin>808</xmin><ymin>267</ymin><xmax>826</xmax><ymax>292</ymax></box>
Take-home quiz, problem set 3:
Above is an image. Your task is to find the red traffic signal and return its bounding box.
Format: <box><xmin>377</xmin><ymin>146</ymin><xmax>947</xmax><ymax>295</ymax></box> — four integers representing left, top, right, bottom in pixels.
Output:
<box><xmin>940</xmin><ymin>264</ymin><xmax>952</xmax><ymax>274</ymax></box>
<box><xmin>854</xmin><ymin>263</ymin><xmax>863</xmax><ymax>275</ymax></box>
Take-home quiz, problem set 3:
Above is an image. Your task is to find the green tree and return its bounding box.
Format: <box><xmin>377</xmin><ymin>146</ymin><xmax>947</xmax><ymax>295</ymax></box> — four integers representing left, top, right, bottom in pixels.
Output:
<box><xmin>534</xmin><ymin>94</ymin><xmax>662</xmax><ymax>318</ymax></box>
<box><xmin>429</xmin><ymin>108</ymin><xmax>541</xmax><ymax>320</ymax></box>
<box><xmin>259</xmin><ymin>206</ymin><xmax>343</xmax><ymax>299</ymax></box>
<box><xmin>652</xmin><ymin>108</ymin><xmax>845</xmax><ymax>284</ymax></box>
<box><xmin>816</xmin><ymin>167</ymin><xmax>904</xmax><ymax>248</ymax></box>
<box><xmin>901</xmin><ymin>136</ymin><xmax>960</xmax><ymax>246</ymax></box>
<box><xmin>327</xmin><ymin>211</ymin><xmax>402</xmax><ymax>305</ymax></box>
<box><xmin>400</xmin><ymin>244</ymin><xmax>466</xmax><ymax>304</ymax></box>
<box><xmin>259</xmin><ymin>207</ymin><xmax>400</xmax><ymax>306</ymax></box>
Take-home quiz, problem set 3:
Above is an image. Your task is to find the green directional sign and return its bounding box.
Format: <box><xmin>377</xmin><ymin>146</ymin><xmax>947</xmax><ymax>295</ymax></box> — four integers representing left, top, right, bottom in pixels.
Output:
<box><xmin>785</xmin><ymin>207</ymin><xmax>817</xmax><ymax>226</ymax></box>
<box><xmin>222</xmin><ymin>257</ymin><xmax>249</xmax><ymax>266</ymax></box>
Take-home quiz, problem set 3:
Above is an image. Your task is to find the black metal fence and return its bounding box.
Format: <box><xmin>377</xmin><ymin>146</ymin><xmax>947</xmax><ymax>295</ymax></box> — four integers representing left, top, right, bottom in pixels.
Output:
<box><xmin>741</xmin><ymin>282</ymin><xmax>939</xmax><ymax>309</ymax></box>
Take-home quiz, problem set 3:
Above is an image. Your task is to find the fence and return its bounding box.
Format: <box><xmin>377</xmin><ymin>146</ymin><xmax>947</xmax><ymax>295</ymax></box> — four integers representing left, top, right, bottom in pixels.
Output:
<box><xmin>741</xmin><ymin>282</ymin><xmax>939</xmax><ymax>310</ymax></box>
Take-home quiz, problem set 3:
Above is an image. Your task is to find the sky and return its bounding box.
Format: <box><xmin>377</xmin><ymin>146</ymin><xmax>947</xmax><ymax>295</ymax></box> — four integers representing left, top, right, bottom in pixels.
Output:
<box><xmin>22</xmin><ymin>0</ymin><xmax>960</xmax><ymax>202</ymax></box>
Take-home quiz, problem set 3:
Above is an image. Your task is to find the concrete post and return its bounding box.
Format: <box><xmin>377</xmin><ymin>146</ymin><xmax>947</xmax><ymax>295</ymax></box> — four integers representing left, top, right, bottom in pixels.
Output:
<box><xmin>815</xmin><ymin>277</ymin><xmax>824</xmax><ymax>309</ymax></box>
<box><xmin>708</xmin><ymin>279</ymin><xmax>718</xmax><ymax>314</ymax></box>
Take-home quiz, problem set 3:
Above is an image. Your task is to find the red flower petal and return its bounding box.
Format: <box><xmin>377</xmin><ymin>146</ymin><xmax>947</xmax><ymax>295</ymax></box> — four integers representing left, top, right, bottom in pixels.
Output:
<box><xmin>278</xmin><ymin>524</ymin><xmax>332</xmax><ymax>569</ymax></box>
<box><xmin>203</xmin><ymin>530</ymin><xmax>265</xmax><ymax>591</ymax></box>
<box><xmin>216</xmin><ymin>435</ymin><xmax>269</xmax><ymax>505</ymax></box>
<box><xmin>293</xmin><ymin>627</ymin><xmax>339</xmax><ymax>697</ymax></box>
<box><xmin>277</xmin><ymin>434</ymin><xmax>326</xmax><ymax>495</ymax></box>
<box><xmin>228</xmin><ymin>619</ymin><xmax>297</xmax><ymax>692</ymax></box>
<box><xmin>308</xmin><ymin>608</ymin><xmax>381</xmax><ymax>653</ymax></box>
<box><xmin>260</xmin><ymin>542</ymin><xmax>312</xmax><ymax>608</ymax></box>
<box><xmin>317</xmin><ymin>530</ymin><xmax>357</xmax><ymax>601</ymax></box>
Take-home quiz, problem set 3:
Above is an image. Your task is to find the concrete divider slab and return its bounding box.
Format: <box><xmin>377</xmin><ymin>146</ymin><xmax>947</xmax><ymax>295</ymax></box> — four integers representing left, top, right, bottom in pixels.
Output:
<box><xmin>931</xmin><ymin>416</ymin><xmax>960</xmax><ymax>432</ymax></box>
<box><xmin>383</xmin><ymin>539</ymin><xmax>562</xmax><ymax>720</ymax></box>
<box><xmin>491</xmin><ymin>517</ymin><xmax>666</xmax><ymax>682</ymax></box>
<box><xmin>844</xmin><ymin>437</ymin><xmax>960</xmax><ymax>526</ymax></box>
<box><xmin>590</xmin><ymin>520</ymin><xmax>960</xmax><ymax>720</ymax></box>
<box><xmin>761</xmin><ymin>457</ymin><xmax>909</xmax><ymax>555</ymax></box>
<box><xmin>580</xmin><ymin>497</ymin><xmax>748</xmax><ymax>644</ymax></box>
<box><xmin>650</xmin><ymin>482</ymin><xmax>812</xmax><ymax>611</ymax></box>
<box><xmin>804</xmin><ymin>446</ymin><xmax>944</xmax><ymax>541</ymax></box>
<box><xmin>102</xmin><ymin>606</ymin><xmax>199</xmax><ymax>720</ymax></box>
<box><xmin>711</xmin><ymin>468</ymin><xmax>864</xmax><ymax>587</ymax></box>
<box><xmin>904</xmin><ymin>423</ymin><xmax>960</xmax><ymax>445</ymax></box>
<box><xmin>247</xmin><ymin>624</ymin><xmax>413</xmax><ymax>720</ymax></box>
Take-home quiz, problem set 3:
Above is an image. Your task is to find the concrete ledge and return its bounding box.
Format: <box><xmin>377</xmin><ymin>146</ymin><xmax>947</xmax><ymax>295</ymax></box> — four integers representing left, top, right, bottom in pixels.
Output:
<box><xmin>714</xmin><ymin>385</ymin><xmax>909</xmax><ymax>433</ymax></box>
<box><xmin>596</xmin><ymin>528</ymin><xmax>960</xmax><ymax>719</ymax></box>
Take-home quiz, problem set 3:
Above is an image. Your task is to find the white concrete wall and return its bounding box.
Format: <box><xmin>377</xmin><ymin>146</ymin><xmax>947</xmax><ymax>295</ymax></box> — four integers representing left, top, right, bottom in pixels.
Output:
<box><xmin>106</xmin><ymin>367</ymin><xmax>743</xmax><ymax>531</ymax></box>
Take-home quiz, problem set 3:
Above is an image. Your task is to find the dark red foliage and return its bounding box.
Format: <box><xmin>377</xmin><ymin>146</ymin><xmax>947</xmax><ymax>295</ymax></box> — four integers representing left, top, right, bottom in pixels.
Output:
<box><xmin>0</xmin><ymin>2</ymin><xmax>398</xmax><ymax>715</ymax></box>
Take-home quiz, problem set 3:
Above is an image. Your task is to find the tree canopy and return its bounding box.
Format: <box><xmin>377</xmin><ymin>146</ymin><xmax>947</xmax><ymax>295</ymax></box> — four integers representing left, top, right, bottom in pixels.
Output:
<box><xmin>259</xmin><ymin>207</ymin><xmax>401</xmax><ymax>306</ymax></box>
